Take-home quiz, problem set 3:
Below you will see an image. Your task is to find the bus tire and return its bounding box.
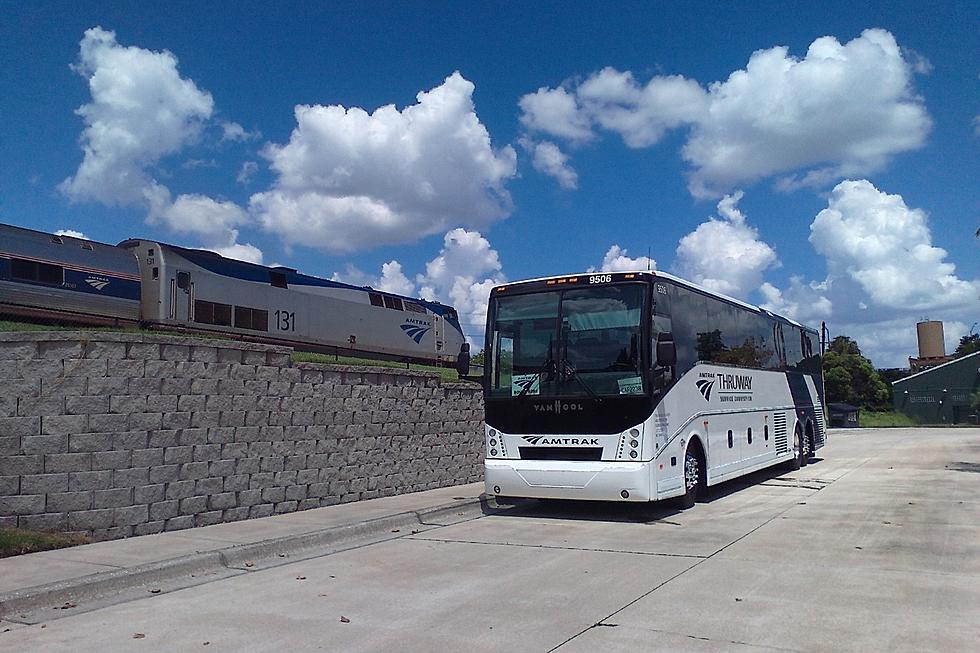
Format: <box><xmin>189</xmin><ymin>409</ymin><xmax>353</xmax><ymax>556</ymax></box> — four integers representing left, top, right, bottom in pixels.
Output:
<box><xmin>787</xmin><ymin>426</ymin><xmax>804</xmax><ymax>471</ymax></box>
<box><xmin>679</xmin><ymin>444</ymin><xmax>704</xmax><ymax>509</ymax></box>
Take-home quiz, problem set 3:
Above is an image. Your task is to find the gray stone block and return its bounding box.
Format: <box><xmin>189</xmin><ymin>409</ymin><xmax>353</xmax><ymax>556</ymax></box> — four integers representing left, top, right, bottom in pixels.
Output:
<box><xmin>208</xmin><ymin>459</ymin><xmax>235</xmax><ymax>477</ymax></box>
<box><xmin>237</xmin><ymin>489</ymin><xmax>262</xmax><ymax>506</ymax></box>
<box><xmin>248</xmin><ymin>503</ymin><xmax>273</xmax><ymax>518</ymax></box>
<box><xmin>132</xmin><ymin>448</ymin><xmax>164</xmax><ymax>467</ymax></box>
<box><xmin>274</xmin><ymin>500</ymin><xmax>298</xmax><ymax>514</ymax></box>
<box><xmin>69</xmin><ymin>469</ymin><xmax>111</xmax><ymax>491</ymax></box>
<box><xmin>248</xmin><ymin>472</ymin><xmax>275</xmax><ymax>489</ymax></box>
<box><xmin>0</xmin><ymin>494</ymin><xmax>45</xmax><ymax>516</ymax></box>
<box><xmin>22</xmin><ymin>433</ymin><xmax>68</xmax><ymax>455</ymax></box>
<box><xmin>112</xmin><ymin>431</ymin><xmax>149</xmax><ymax>451</ymax></box>
<box><xmin>178</xmin><ymin>427</ymin><xmax>208</xmax><ymax>446</ymax></box>
<box><xmin>84</xmin><ymin>340</ymin><xmax>127</xmax><ymax>359</ymax></box>
<box><xmin>164</xmin><ymin>445</ymin><xmax>193</xmax><ymax>464</ymax></box>
<box><xmin>177</xmin><ymin>395</ymin><xmax>207</xmax><ymax>412</ymax></box>
<box><xmin>113</xmin><ymin>467</ymin><xmax>149</xmax><ymax>487</ymax></box>
<box><xmin>88</xmin><ymin>413</ymin><xmax>128</xmax><ymax>433</ymax></box>
<box><xmin>223</xmin><ymin>474</ymin><xmax>249</xmax><ymax>491</ymax></box>
<box><xmin>208</xmin><ymin>492</ymin><xmax>237</xmax><ymax>510</ymax></box>
<box><xmin>21</xmin><ymin>472</ymin><xmax>69</xmax><ymax>494</ymax></box>
<box><xmin>69</xmin><ymin>432</ymin><xmax>113</xmax><ymax>452</ymax></box>
<box><xmin>17</xmin><ymin>395</ymin><xmax>65</xmax><ymax>418</ymax></box>
<box><xmin>190</xmin><ymin>411</ymin><xmax>221</xmax><ymax>428</ymax></box>
<box><xmin>134</xmin><ymin>520</ymin><xmax>165</xmax><ymax>536</ymax></box>
<box><xmin>91</xmin><ymin>450</ymin><xmax>132</xmax><ymax>470</ymax></box>
<box><xmin>179</xmin><ymin>461</ymin><xmax>208</xmax><ymax>480</ymax></box>
<box><xmin>162</xmin><ymin>412</ymin><xmax>192</xmax><ymax>430</ymax></box>
<box><xmin>179</xmin><ymin>496</ymin><xmax>207</xmax><ymax>515</ymax></box>
<box><xmin>41</xmin><ymin>414</ymin><xmax>88</xmax><ymax>436</ymax></box>
<box><xmin>261</xmin><ymin>487</ymin><xmax>285</xmax><ymax>503</ymax></box>
<box><xmin>19</xmin><ymin>512</ymin><xmax>68</xmax><ymax>531</ymax></box>
<box><xmin>146</xmin><ymin>395</ymin><xmax>178</xmax><ymax>412</ymax></box>
<box><xmin>193</xmin><ymin>443</ymin><xmax>222</xmax><ymax>461</ymax></box>
<box><xmin>164</xmin><ymin>515</ymin><xmax>194</xmax><ymax>531</ymax></box>
<box><xmin>149</xmin><ymin>464</ymin><xmax>180</xmax><ymax>484</ymax></box>
<box><xmin>190</xmin><ymin>378</ymin><xmax>220</xmax><ymax>394</ymax></box>
<box><xmin>0</xmin><ymin>341</ymin><xmax>37</xmax><ymax>360</ymax></box>
<box><xmin>222</xmin><ymin>506</ymin><xmax>249</xmax><ymax>522</ymax></box>
<box><xmin>130</xmin><ymin>412</ymin><xmax>164</xmax><ymax>430</ymax></box>
<box><xmin>39</xmin><ymin>340</ymin><xmax>83</xmax><ymax>359</ymax></box>
<box><xmin>129</xmin><ymin>374</ymin><xmax>162</xmax><ymax>397</ymax></box>
<box><xmin>43</xmin><ymin>452</ymin><xmax>91</xmax><ymax>473</ymax></box>
<box><xmin>175</xmin><ymin>362</ymin><xmax>208</xmax><ymax>379</ymax></box>
<box><xmin>285</xmin><ymin>485</ymin><xmax>307</xmax><ymax>501</ymax></box>
<box><xmin>236</xmin><ymin>457</ymin><xmax>261</xmax><ymax>474</ymax></box>
<box><xmin>63</xmin><ymin>358</ymin><xmax>107</xmax><ymax>377</ymax></box>
<box><xmin>195</xmin><ymin>477</ymin><xmax>223</xmax><ymax>495</ymax></box>
<box><xmin>65</xmin><ymin>395</ymin><xmax>110</xmax><ymax>415</ymax></box>
<box><xmin>234</xmin><ymin>426</ymin><xmax>262</xmax><ymax>442</ymax></box>
<box><xmin>44</xmin><ymin>492</ymin><xmax>93</xmax><ymax>512</ymax></box>
<box><xmin>134</xmin><ymin>484</ymin><xmax>166</xmax><ymax>504</ymax></box>
<box><xmin>107</xmin><ymin>359</ymin><xmax>145</xmax><ymax>378</ymax></box>
<box><xmin>190</xmin><ymin>346</ymin><xmax>219</xmax><ymax>363</ymax></box>
<box><xmin>144</xmin><ymin>361</ymin><xmax>177</xmax><ymax>380</ymax></box>
<box><xmin>165</xmin><ymin>479</ymin><xmax>196</xmax><ymax>500</ymax></box>
<box><xmin>195</xmin><ymin>510</ymin><xmax>223</xmax><ymax>527</ymax></box>
<box><xmin>67</xmin><ymin>508</ymin><xmax>114</xmax><ymax>530</ymax></box>
<box><xmin>93</xmin><ymin>487</ymin><xmax>133</xmax><ymax>508</ymax></box>
<box><xmin>126</xmin><ymin>343</ymin><xmax>161</xmax><ymax>360</ymax></box>
<box><xmin>207</xmin><ymin>426</ymin><xmax>237</xmax><ymax>444</ymax></box>
<box><xmin>0</xmin><ymin>435</ymin><xmax>20</xmax><ymax>455</ymax></box>
<box><xmin>150</xmin><ymin>500</ymin><xmax>179</xmax><ymax>520</ymax></box>
<box><xmin>110</xmin><ymin>395</ymin><xmax>147</xmax><ymax>414</ymax></box>
<box><xmin>161</xmin><ymin>344</ymin><xmax>191</xmax><ymax>361</ymax></box>
<box><xmin>113</xmin><ymin>504</ymin><xmax>148</xmax><ymax>527</ymax></box>
<box><xmin>260</xmin><ymin>456</ymin><xmax>285</xmax><ymax>472</ymax></box>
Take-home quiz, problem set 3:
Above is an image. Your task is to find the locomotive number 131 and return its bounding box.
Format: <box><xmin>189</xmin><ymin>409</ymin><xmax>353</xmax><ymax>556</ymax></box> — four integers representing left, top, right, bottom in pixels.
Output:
<box><xmin>274</xmin><ymin>310</ymin><xmax>295</xmax><ymax>331</ymax></box>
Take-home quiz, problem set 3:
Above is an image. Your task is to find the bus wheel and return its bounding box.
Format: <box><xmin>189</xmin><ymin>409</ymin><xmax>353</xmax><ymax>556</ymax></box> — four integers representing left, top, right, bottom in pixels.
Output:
<box><xmin>787</xmin><ymin>426</ymin><xmax>803</xmax><ymax>471</ymax></box>
<box><xmin>679</xmin><ymin>446</ymin><xmax>702</xmax><ymax>509</ymax></box>
<box><xmin>801</xmin><ymin>427</ymin><xmax>811</xmax><ymax>466</ymax></box>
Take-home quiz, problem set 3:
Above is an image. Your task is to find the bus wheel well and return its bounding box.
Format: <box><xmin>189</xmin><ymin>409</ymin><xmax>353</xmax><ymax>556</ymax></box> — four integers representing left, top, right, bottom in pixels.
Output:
<box><xmin>686</xmin><ymin>435</ymin><xmax>705</xmax><ymax>462</ymax></box>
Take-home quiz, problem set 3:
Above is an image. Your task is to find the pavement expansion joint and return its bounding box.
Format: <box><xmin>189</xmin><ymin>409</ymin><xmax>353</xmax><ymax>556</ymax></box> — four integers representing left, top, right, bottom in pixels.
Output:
<box><xmin>405</xmin><ymin>535</ymin><xmax>709</xmax><ymax>559</ymax></box>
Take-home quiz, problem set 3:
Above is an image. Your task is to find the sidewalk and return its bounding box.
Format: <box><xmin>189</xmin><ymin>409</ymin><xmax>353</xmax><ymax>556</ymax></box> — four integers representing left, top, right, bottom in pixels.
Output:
<box><xmin>0</xmin><ymin>482</ymin><xmax>490</xmax><ymax>622</ymax></box>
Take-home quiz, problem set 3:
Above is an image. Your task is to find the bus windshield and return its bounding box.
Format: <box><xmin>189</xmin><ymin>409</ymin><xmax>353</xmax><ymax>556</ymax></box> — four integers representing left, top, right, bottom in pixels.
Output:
<box><xmin>488</xmin><ymin>284</ymin><xmax>645</xmax><ymax>398</ymax></box>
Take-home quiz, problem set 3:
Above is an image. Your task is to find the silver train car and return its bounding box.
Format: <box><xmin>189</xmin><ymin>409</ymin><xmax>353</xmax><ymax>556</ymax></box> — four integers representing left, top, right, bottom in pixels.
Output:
<box><xmin>116</xmin><ymin>239</ymin><xmax>466</xmax><ymax>364</ymax></box>
<box><xmin>0</xmin><ymin>224</ymin><xmax>141</xmax><ymax>326</ymax></box>
<box><xmin>0</xmin><ymin>223</ymin><xmax>466</xmax><ymax>365</ymax></box>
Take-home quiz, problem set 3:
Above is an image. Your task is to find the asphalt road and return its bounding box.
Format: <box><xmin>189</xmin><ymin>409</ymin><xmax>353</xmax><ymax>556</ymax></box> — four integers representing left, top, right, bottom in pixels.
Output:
<box><xmin>2</xmin><ymin>428</ymin><xmax>978</xmax><ymax>652</ymax></box>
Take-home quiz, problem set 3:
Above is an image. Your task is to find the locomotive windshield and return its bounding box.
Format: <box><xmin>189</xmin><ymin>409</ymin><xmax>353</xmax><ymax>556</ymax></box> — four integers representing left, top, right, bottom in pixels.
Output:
<box><xmin>488</xmin><ymin>284</ymin><xmax>645</xmax><ymax>398</ymax></box>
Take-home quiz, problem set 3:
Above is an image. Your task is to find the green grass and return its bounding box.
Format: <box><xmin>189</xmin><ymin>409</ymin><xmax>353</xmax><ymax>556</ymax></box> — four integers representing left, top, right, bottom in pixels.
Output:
<box><xmin>1</xmin><ymin>319</ymin><xmax>475</xmax><ymax>384</ymax></box>
<box><xmin>290</xmin><ymin>351</ymin><xmax>468</xmax><ymax>383</ymax></box>
<box><xmin>859</xmin><ymin>411</ymin><xmax>919</xmax><ymax>427</ymax></box>
<box><xmin>0</xmin><ymin>528</ymin><xmax>88</xmax><ymax>558</ymax></box>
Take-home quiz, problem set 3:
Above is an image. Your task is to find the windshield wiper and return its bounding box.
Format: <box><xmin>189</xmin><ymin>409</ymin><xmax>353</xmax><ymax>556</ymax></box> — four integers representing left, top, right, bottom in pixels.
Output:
<box><xmin>559</xmin><ymin>359</ymin><xmax>603</xmax><ymax>403</ymax></box>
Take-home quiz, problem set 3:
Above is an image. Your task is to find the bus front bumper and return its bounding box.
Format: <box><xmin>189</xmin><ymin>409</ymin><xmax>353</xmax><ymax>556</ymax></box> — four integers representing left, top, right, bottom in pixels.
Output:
<box><xmin>484</xmin><ymin>459</ymin><xmax>656</xmax><ymax>502</ymax></box>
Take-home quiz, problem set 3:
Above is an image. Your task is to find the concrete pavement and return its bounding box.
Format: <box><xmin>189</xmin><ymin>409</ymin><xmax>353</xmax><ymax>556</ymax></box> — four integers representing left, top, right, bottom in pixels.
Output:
<box><xmin>0</xmin><ymin>428</ymin><xmax>978</xmax><ymax>652</ymax></box>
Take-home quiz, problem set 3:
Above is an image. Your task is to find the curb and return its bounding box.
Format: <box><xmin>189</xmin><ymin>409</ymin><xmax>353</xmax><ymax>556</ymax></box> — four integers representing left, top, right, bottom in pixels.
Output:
<box><xmin>0</xmin><ymin>495</ymin><xmax>501</xmax><ymax>621</ymax></box>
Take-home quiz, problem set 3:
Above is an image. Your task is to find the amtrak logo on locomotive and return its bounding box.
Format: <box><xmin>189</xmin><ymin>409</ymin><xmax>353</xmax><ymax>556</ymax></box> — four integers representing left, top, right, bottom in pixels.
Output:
<box><xmin>400</xmin><ymin>318</ymin><xmax>432</xmax><ymax>344</ymax></box>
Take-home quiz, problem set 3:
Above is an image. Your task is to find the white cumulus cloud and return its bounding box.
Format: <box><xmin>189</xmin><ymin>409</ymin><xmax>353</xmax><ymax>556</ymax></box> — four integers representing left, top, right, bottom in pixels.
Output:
<box><xmin>59</xmin><ymin>27</ymin><xmax>214</xmax><ymax>206</ymax></box>
<box><xmin>592</xmin><ymin>245</ymin><xmax>655</xmax><ymax>272</ymax></box>
<box><xmin>147</xmin><ymin>190</ymin><xmax>262</xmax><ymax>263</ymax></box>
<box><xmin>519</xmin><ymin>29</ymin><xmax>931</xmax><ymax>197</ymax></box>
<box><xmin>520</xmin><ymin>138</ymin><xmax>578</xmax><ymax>190</ymax></box>
<box><xmin>219</xmin><ymin>121</ymin><xmax>261</xmax><ymax>143</ymax></box>
<box><xmin>672</xmin><ymin>191</ymin><xmax>779</xmax><ymax>298</ymax></box>
<box><xmin>809</xmin><ymin>179</ymin><xmax>977</xmax><ymax>312</ymax></box>
<box><xmin>251</xmin><ymin>72</ymin><xmax>517</xmax><ymax>252</ymax></box>
<box><xmin>332</xmin><ymin>260</ymin><xmax>416</xmax><ymax>296</ymax></box>
<box><xmin>236</xmin><ymin>161</ymin><xmax>258</xmax><ymax>185</ymax></box>
<box><xmin>54</xmin><ymin>229</ymin><xmax>89</xmax><ymax>240</ymax></box>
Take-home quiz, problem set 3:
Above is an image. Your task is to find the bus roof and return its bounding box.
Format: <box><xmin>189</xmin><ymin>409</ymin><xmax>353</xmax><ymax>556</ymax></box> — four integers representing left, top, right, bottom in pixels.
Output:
<box><xmin>490</xmin><ymin>270</ymin><xmax>816</xmax><ymax>333</ymax></box>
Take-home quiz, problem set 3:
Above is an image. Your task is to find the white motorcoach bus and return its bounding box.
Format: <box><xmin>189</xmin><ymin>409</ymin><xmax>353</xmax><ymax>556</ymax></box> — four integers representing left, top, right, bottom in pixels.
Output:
<box><xmin>482</xmin><ymin>271</ymin><xmax>826</xmax><ymax>508</ymax></box>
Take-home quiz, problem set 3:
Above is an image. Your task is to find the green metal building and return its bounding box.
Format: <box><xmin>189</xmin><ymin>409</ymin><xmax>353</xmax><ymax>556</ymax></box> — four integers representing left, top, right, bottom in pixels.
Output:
<box><xmin>892</xmin><ymin>351</ymin><xmax>980</xmax><ymax>424</ymax></box>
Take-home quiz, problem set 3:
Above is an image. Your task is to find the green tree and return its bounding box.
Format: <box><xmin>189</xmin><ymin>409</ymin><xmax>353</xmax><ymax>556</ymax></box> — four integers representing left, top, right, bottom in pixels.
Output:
<box><xmin>954</xmin><ymin>333</ymin><xmax>980</xmax><ymax>358</ymax></box>
<box><xmin>823</xmin><ymin>336</ymin><xmax>890</xmax><ymax>409</ymax></box>
<box><xmin>471</xmin><ymin>349</ymin><xmax>486</xmax><ymax>366</ymax></box>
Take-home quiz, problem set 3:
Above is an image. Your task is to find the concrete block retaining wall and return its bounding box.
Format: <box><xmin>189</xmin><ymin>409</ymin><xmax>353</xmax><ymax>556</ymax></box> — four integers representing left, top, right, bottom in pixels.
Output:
<box><xmin>0</xmin><ymin>332</ymin><xmax>484</xmax><ymax>540</ymax></box>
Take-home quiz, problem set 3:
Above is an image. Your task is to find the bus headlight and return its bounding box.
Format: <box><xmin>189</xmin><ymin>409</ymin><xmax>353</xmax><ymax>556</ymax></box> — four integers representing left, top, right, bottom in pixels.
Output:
<box><xmin>629</xmin><ymin>450</ymin><xmax>637</xmax><ymax>459</ymax></box>
<box><xmin>490</xmin><ymin>439</ymin><xmax>497</xmax><ymax>447</ymax></box>
<box><xmin>490</xmin><ymin>449</ymin><xmax>498</xmax><ymax>457</ymax></box>
<box><xmin>630</xmin><ymin>439</ymin><xmax>639</xmax><ymax>448</ymax></box>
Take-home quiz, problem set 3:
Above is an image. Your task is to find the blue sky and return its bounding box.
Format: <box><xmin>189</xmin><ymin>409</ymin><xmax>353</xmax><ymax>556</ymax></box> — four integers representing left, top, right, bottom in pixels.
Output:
<box><xmin>1</xmin><ymin>1</ymin><xmax>977</xmax><ymax>366</ymax></box>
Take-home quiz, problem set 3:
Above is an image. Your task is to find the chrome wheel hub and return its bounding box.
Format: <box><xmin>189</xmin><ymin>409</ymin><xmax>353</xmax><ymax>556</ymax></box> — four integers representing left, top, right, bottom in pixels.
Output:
<box><xmin>684</xmin><ymin>454</ymin><xmax>699</xmax><ymax>492</ymax></box>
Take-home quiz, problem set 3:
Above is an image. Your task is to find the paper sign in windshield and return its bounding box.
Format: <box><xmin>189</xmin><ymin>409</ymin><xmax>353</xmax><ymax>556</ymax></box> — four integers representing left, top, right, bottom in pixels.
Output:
<box><xmin>512</xmin><ymin>374</ymin><xmax>540</xmax><ymax>396</ymax></box>
<box><xmin>617</xmin><ymin>376</ymin><xmax>643</xmax><ymax>395</ymax></box>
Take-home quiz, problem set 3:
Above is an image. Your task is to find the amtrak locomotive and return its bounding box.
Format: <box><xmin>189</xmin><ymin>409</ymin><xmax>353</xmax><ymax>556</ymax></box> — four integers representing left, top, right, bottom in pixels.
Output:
<box><xmin>0</xmin><ymin>223</ymin><xmax>466</xmax><ymax>365</ymax></box>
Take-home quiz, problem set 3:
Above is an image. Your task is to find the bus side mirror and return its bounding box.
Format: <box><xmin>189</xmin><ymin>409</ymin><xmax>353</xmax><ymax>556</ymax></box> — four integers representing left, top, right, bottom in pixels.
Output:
<box><xmin>455</xmin><ymin>343</ymin><xmax>471</xmax><ymax>377</ymax></box>
<box><xmin>656</xmin><ymin>333</ymin><xmax>676</xmax><ymax>367</ymax></box>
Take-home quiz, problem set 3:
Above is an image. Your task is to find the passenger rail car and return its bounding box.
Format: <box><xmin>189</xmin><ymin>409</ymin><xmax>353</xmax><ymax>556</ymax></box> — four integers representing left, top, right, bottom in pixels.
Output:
<box><xmin>0</xmin><ymin>223</ymin><xmax>466</xmax><ymax>365</ymax></box>
<box><xmin>0</xmin><ymin>224</ymin><xmax>141</xmax><ymax>326</ymax></box>
<box><xmin>118</xmin><ymin>239</ymin><xmax>465</xmax><ymax>363</ymax></box>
